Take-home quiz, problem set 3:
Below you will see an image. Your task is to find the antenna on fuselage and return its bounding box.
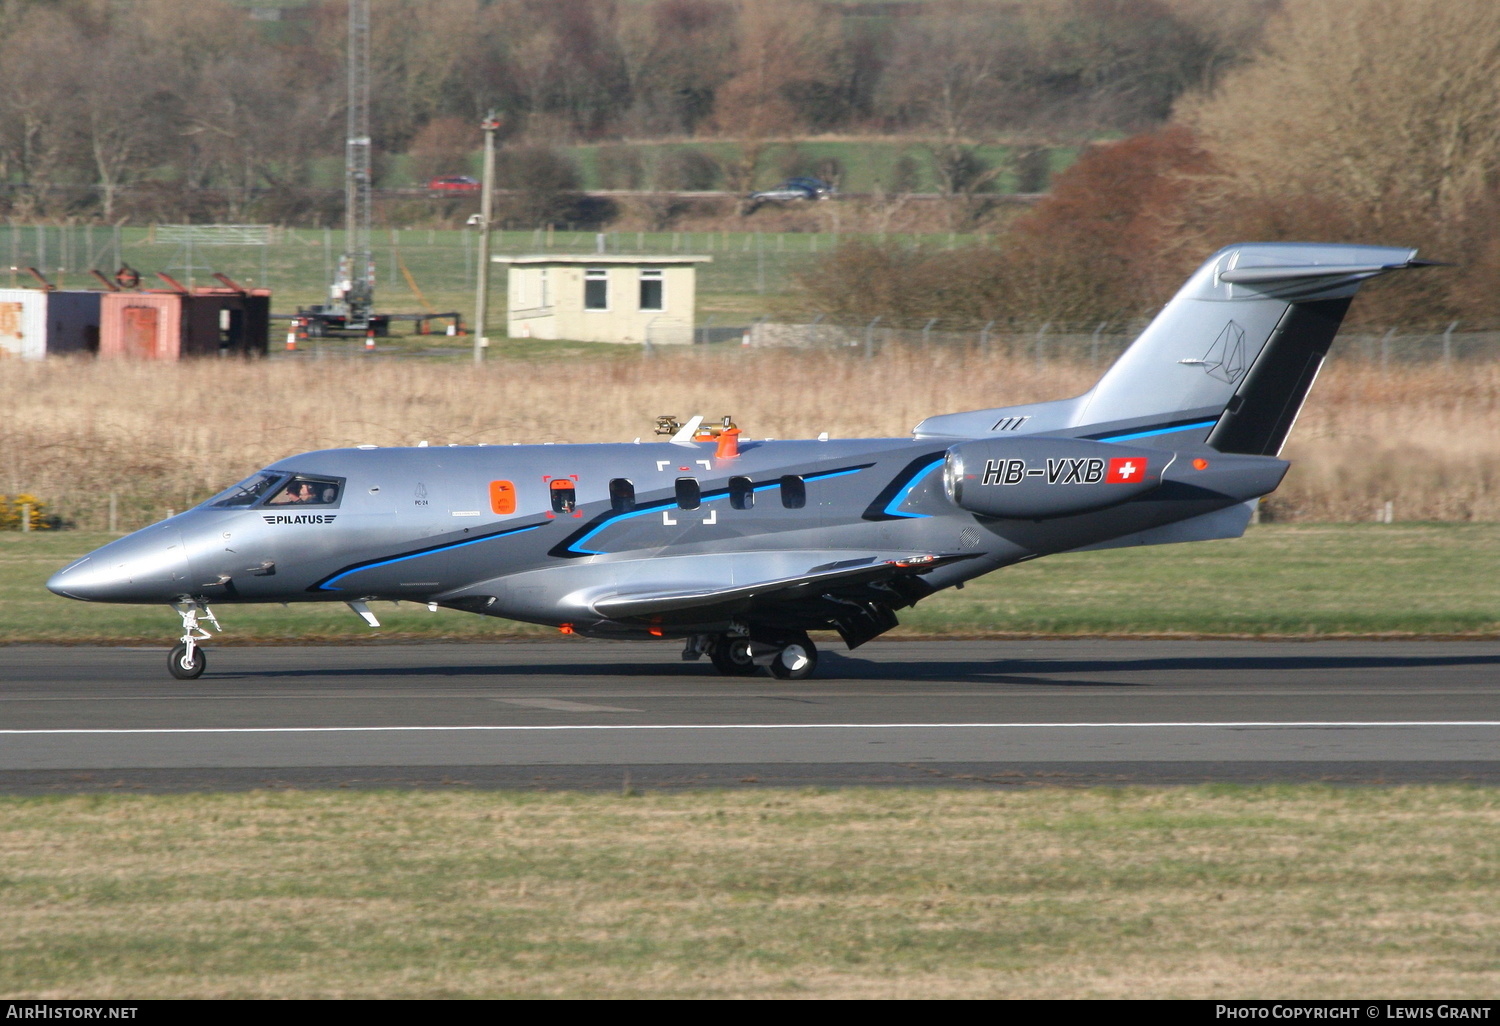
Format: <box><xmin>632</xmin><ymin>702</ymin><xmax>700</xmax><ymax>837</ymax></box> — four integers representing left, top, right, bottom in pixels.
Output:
<box><xmin>670</xmin><ymin>416</ymin><xmax>704</xmax><ymax>444</ymax></box>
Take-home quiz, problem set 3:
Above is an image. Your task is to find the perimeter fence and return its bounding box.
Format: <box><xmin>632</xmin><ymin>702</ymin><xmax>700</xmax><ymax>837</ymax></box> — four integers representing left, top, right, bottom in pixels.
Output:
<box><xmin>2</xmin><ymin>222</ymin><xmax>1497</xmax><ymax>363</ymax></box>
<box><xmin>726</xmin><ymin>320</ymin><xmax>1500</xmax><ymax>367</ymax></box>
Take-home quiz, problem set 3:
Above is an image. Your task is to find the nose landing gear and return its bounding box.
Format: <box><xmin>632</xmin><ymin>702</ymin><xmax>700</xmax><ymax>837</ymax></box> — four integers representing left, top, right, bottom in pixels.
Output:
<box><xmin>168</xmin><ymin>601</ymin><xmax>221</xmax><ymax>680</ymax></box>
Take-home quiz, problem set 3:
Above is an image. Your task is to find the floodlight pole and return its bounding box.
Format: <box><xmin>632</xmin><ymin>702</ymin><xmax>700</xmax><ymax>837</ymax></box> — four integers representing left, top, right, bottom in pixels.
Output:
<box><xmin>473</xmin><ymin>112</ymin><xmax>501</xmax><ymax>364</ymax></box>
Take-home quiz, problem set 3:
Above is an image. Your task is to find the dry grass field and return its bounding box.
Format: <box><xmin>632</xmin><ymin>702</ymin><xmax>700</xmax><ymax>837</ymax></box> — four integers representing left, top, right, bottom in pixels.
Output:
<box><xmin>1</xmin><ymin>348</ymin><xmax>1497</xmax><ymax>531</ymax></box>
<box><xmin>3</xmin><ymin>787</ymin><xmax>1498</xmax><ymax>999</ymax></box>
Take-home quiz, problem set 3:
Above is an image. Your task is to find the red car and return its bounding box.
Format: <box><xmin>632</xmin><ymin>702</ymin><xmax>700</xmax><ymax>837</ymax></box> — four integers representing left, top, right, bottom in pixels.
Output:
<box><xmin>427</xmin><ymin>175</ymin><xmax>480</xmax><ymax>194</ymax></box>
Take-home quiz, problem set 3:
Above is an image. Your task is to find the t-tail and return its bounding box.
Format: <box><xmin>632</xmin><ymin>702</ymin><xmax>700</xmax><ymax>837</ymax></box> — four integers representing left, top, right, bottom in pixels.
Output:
<box><xmin>916</xmin><ymin>242</ymin><xmax>1431</xmax><ymax>454</ymax></box>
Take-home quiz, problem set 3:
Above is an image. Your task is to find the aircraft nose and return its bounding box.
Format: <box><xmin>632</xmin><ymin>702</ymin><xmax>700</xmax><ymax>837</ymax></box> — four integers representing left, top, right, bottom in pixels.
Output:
<box><xmin>46</xmin><ymin>557</ymin><xmax>95</xmax><ymax>599</ymax></box>
<box><xmin>47</xmin><ymin>525</ymin><xmax>192</xmax><ymax>602</ymax></box>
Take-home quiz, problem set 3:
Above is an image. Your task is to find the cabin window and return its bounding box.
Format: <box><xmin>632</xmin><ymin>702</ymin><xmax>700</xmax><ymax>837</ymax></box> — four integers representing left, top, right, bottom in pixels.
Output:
<box><xmin>584</xmin><ymin>268</ymin><xmax>608</xmax><ymax>310</ymax></box>
<box><xmin>639</xmin><ymin>267</ymin><xmax>664</xmax><ymax>311</ymax></box>
<box><xmin>549</xmin><ymin>479</ymin><xmax>577</xmax><ymax>513</ymax></box>
<box><xmin>780</xmin><ymin>475</ymin><xmax>806</xmax><ymax>509</ymax></box>
<box><xmin>729</xmin><ymin>476</ymin><xmax>754</xmax><ymax>510</ymax></box>
<box><xmin>266</xmin><ymin>475</ymin><xmax>342</xmax><ymax>507</ymax></box>
<box><xmin>675</xmin><ymin>477</ymin><xmax>701</xmax><ymax>510</ymax></box>
<box><xmin>489</xmin><ymin>480</ymin><xmax>516</xmax><ymax>515</ymax></box>
<box><xmin>609</xmin><ymin>478</ymin><xmax>635</xmax><ymax>512</ymax></box>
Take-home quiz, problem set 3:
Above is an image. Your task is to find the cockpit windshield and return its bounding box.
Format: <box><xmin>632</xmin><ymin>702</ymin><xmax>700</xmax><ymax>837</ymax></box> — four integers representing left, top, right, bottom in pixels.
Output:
<box><xmin>205</xmin><ymin>471</ymin><xmax>285</xmax><ymax>508</ymax></box>
<box><xmin>202</xmin><ymin>472</ymin><xmax>344</xmax><ymax>509</ymax></box>
<box><xmin>265</xmin><ymin>475</ymin><xmax>343</xmax><ymax>507</ymax></box>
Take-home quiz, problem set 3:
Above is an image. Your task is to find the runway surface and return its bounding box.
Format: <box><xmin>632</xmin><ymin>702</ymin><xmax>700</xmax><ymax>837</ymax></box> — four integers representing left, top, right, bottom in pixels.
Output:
<box><xmin>1</xmin><ymin>639</ymin><xmax>1497</xmax><ymax>791</ymax></box>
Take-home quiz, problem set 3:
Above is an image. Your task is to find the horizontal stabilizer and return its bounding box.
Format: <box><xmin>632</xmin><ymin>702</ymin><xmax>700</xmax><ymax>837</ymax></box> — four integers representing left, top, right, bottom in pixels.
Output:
<box><xmin>590</xmin><ymin>552</ymin><xmax>973</xmax><ymax>621</ymax></box>
<box><xmin>1218</xmin><ymin>262</ymin><xmax>1415</xmax><ymax>284</ymax></box>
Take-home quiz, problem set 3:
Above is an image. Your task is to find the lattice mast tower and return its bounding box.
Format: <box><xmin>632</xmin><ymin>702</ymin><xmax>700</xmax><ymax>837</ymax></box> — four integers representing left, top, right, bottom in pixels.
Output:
<box><xmin>335</xmin><ymin>0</ymin><xmax>374</xmax><ymax>324</ymax></box>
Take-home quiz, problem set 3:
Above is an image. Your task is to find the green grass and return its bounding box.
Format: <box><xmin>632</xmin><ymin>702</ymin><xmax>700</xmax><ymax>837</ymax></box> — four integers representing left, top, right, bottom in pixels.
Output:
<box><xmin>544</xmin><ymin>139</ymin><xmax>1078</xmax><ymax>195</ymax></box>
<box><xmin>5</xmin><ymin>524</ymin><xmax>1497</xmax><ymax>644</ymax></box>
<box><xmin>2</xmin><ymin>787</ymin><xmax>1498</xmax><ymax>997</ymax></box>
<box><xmin>376</xmin><ymin>139</ymin><xmax>1081</xmax><ymax>194</ymax></box>
<box><xmin>908</xmin><ymin>522</ymin><xmax>1500</xmax><ymax>638</ymax></box>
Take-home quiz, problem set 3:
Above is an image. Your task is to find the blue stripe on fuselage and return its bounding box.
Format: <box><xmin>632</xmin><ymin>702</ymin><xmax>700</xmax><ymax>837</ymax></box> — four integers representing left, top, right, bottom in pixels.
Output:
<box><xmin>317</xmin><ymin>522</ymin><xmax>546</xmax><ymax>591</ymax></box>
<box><xmin>882</xmin><ymin>457</ymin><xmax>946</xmax><ymax>519</ymax></box>
<box><xmin>1093</xmin><ymin>419</ymin><xmax>1219</xmax><ymax>443</ymax></box>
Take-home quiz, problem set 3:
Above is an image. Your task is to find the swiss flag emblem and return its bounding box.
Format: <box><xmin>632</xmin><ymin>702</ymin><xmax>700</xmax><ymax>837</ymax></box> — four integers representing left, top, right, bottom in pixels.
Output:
<box><xmin>1106</xmin><ymin>456</ymin><xmax>1147</xmax><ymax>483</ymax></box>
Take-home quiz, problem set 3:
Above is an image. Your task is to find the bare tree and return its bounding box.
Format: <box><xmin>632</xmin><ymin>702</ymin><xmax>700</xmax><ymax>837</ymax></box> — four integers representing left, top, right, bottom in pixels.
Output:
<box><xmin>0</xmin><ymin>7</ymin><xmax>90</xmax><ymax>216</ymax></box>
<box><xmin>183</xmin><ymin>48</ymin><xmax>340</xmax><ymax>219</ymax></box>
<box><xmin>710</xmin><ymin>0</ymin><xmax>847</xmax><ymax>140</ymax></box>
<box><xmin>1182</xmin><ymin>0</ymin><xmax>1500</xmax><ymax>228</ymax></box>
<box><xmin>612</xmin><ymin>0</ymin><xmax>735</xmax><ymax>136</ymax></box>
<box><xmin>481</xmin><ymin>0</ymin><xmax>629</xmax><ymax>141</ymax></box>
<box><xmin>880</xmin><ymin>3</ymin><xmax>1016</xmax><ymax>227</ymax></box>
<box><xmin>75</xmin><ymin>27</ymin><xmax>184</xmax><ymax>221</ymax></box>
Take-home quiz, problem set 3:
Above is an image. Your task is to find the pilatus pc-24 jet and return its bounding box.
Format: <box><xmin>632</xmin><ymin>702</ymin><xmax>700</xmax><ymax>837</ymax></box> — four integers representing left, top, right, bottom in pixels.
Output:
<box><xmin>50</xmin><ymin>243</ymin><xmax>1430</xmax><ymax>680</ymax></box>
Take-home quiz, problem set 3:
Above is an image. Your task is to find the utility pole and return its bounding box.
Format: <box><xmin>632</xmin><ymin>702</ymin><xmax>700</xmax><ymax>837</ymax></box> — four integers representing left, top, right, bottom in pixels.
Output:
<box><xmin>473</xmin><ymin>112</ymin><xmax>501</xmax><ymax>364</ymax></box>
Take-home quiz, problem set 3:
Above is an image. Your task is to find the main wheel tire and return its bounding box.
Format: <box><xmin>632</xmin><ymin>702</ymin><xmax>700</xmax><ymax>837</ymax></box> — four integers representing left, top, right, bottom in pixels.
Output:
<box><xmin>708</xmin><ymin>636</ymin><xmax>758</xmax><ymax>676</ymax></box>
<box><xmin>168</xmin><ymin>643</ymin><xmax>206</xmax><ymax>680</ymax></box>
<box><xmin>767</xmin><ymin>635</ymin><xmax>817</xmax><ymax>680</ymax></box>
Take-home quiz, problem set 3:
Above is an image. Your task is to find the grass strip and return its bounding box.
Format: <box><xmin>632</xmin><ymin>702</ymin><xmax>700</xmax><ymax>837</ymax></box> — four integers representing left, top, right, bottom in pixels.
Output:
<box><xmin>3</xmin><ymin>524</ymin><xmax>1497</xmax><ymax>644</ymax></box>
<box><xmin>1</xmin><ymin>786</ymin><xmax>1497</xmax><ymax>998</ymax></box>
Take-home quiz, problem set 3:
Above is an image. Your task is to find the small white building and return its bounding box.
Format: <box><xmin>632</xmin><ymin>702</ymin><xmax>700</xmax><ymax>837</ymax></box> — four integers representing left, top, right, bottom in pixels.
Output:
<box><xmin>494</xmin><ymin>254</ymin><xmax>711</xmax><ymax>346</ymax></box>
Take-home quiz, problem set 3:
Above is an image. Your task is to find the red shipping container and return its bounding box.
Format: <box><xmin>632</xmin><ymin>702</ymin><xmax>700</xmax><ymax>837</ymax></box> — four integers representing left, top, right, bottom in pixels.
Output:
<box><xmin>99</xmin><ymin>293</ymin><xmax>181</xmax><ymax>360</ymax></box>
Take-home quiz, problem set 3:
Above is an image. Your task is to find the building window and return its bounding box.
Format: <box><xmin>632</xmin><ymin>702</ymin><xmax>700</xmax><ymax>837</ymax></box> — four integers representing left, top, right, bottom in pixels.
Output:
<box><xmin>675</xmin><ymin>477</ymin><xmax>701</xmax><ymax>510</ymax></box>
<box><xmin>780</xmin><ymin>475</ymin><xmax>806</xmax><ymax>509</ymax></box>
<box><xmin>584</xmin><ymin>268</ymin><xmax>608</xmax><ymax>311</ymax></box>
<box><xmin>729</xmin><ymin>476</ymin><xmax>754</xmax><ymax>510</ymax></box>
<box><xmin>539</xmin><ymin>268</ymin><xmax>550</xmax><ymax>308</ymax></box>
<box><xmin>609</xmin><ymin>478</ymin><xmax>635</xmax><ymax>512</ymax></box>
<box><xmin>639</xmin><ymin>267</ymin><xmax>663</xmax><ymax>311</ymax></box>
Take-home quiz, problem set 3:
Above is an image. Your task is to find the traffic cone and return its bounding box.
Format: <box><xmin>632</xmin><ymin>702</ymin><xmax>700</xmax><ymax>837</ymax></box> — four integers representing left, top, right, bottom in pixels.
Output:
<box><xmin>715</xmin><ymin>427</ymin><xmax>742</xmax><ymax>460</ymax></box>
<box><xmin>364</xmin><ymin>327</ymin><xmax>376</xmax><ymax>352</ymax></box>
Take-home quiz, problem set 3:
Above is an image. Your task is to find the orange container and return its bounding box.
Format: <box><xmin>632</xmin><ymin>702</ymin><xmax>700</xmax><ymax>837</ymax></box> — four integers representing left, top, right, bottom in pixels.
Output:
<box><xmin>99</xmin><ymin>293</ymin><xmax>182</xmax><ymax>359</ymax></box>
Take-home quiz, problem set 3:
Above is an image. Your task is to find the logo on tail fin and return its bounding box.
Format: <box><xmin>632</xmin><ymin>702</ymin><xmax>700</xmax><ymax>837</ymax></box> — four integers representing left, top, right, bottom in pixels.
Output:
<box><xmin>1180</xmin><ymin>321</ymin><xmax>1248</xmax><ymax>383</ymax></box>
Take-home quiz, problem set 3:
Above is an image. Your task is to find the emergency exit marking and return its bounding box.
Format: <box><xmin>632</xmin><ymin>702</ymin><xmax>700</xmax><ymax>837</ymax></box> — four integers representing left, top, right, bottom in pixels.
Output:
<box><xmin>489</xmin><ymin>480</ymin><xmax>516</xmax><ymax>515</ymax></box>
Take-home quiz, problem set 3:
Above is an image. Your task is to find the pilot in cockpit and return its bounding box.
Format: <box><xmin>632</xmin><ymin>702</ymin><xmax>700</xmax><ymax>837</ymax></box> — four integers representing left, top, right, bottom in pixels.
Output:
<box><xmin>270</xmin><ymin>480</ymin><xmax>314</xmax><ymax>505</ymax></box>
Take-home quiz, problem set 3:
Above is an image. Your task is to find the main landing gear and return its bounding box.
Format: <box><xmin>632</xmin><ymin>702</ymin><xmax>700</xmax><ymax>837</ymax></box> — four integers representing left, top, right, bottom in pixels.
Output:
<box><xmin>692</xmin><ymin>631</ymin><xmax>819</xmax><ymax>680</ymax></box>
<box><xmin>168</xmin><ymin>601</ymin><xmax>221</xmax><ymax>680</ymax></box>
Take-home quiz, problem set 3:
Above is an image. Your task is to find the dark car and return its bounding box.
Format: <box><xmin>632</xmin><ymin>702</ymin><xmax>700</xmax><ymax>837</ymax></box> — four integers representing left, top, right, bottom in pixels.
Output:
<box><xmin>748</xmin><ymin>176</ymin><xmax>835</xmax><ymax>203</ymax></box>
<box><xmin>427</xmin><ymin>175</ymin><xmax>481</xmax><ymax>194</ymax></box>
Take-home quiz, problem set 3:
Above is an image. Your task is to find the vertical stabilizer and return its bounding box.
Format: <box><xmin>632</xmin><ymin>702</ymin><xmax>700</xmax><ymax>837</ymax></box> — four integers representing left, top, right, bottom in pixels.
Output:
<box><xmin>915</xmin><ymin>243</ymin><xmax>1427</xmax><ymax>448</ymax></box>
<box><xmin>1075</xmin><ymin>243</ymin><xmax>1420</xmax><ymax>450</ymax></box>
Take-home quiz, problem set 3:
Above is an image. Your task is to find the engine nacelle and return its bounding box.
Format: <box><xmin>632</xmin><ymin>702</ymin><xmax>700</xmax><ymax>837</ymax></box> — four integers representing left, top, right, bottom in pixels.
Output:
<box><xmin>944</xmin><ymin>437</ymin><xmax>1166</xmax><ymax>519</ymax></box>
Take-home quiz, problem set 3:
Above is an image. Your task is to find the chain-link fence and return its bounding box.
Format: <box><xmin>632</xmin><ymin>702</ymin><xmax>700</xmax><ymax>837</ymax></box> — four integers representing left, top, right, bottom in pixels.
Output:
<box><xmin>728</xmin><ymin>319</ymin><xmax>1500</xmax><ymax>365</ymax></box>
<box><xmin>3</xmin><ymin>223</ymin><xmax>1497</xmax><ymax>362</ymax></box>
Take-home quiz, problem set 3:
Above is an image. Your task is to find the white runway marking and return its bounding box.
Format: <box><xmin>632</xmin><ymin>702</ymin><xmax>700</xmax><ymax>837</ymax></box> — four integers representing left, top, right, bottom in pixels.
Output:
<box><xmin>3</xmin><ymin>721</ymin><xmax>1500</xmax><ymax>736</ymax></box>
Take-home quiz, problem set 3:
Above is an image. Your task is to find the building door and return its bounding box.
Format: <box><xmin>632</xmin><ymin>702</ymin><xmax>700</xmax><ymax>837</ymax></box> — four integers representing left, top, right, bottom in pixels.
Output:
<box><xmin>122</xmin><ymin>306</ymin><xmax>159</xmax><ymax>358</ymax></box>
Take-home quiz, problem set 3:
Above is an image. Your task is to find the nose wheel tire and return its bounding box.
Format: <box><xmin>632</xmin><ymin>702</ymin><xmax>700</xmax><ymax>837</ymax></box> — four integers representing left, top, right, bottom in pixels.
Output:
<box><xmin>767</xmin><ymin>635</ymin><xmax>817</xmax><ymax>680</ymax></box>
<box><xmin>168</xmin><ymin>643</ymin><xmax>206</xmax><ymax>680</ymax></box>
<box><xmin>709</xmin><ymin>636</ymin><xmax>758</xmax><ymax>676</ymax></box>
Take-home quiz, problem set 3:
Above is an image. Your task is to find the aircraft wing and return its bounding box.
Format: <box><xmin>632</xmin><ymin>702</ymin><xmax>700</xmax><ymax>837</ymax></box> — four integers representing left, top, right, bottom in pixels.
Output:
<box><xmin>590</xmin><ymin>552</ymin><xmax>974</xmax><ymax>622</ymax></box>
